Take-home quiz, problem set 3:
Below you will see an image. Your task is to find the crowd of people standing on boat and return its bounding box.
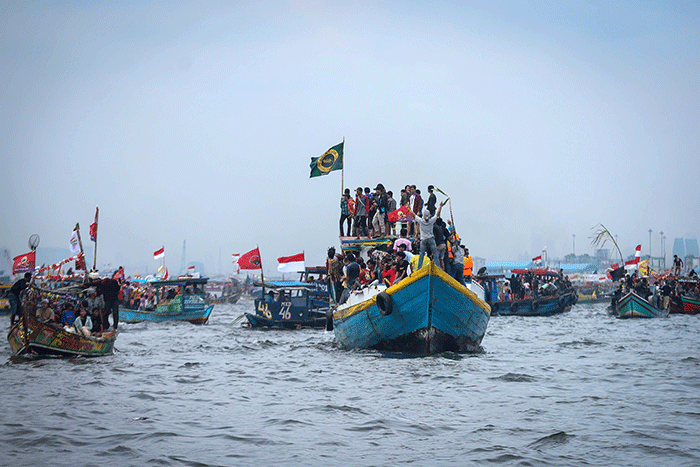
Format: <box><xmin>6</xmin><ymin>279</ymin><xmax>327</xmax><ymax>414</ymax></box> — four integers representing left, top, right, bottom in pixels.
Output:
<box><xmin>611</xmin><ymin>272</ymin><xmax>700</xmax><ymax>310</ymax></box>
<box><xmin>497</xmin><ymin>271</ymin><xmax>573</xmax><ymax>302</ymax></box>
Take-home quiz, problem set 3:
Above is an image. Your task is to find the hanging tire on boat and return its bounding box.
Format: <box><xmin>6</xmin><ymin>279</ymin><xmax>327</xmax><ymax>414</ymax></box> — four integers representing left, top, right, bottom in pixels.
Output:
<box><xmin>531</xmin><ymin>301</ymin><xmax>539</xmax><ymax>313</ymax></box>
<box><xmin>376</xmin><ymin>292</ymin><xmax>393</xmax><ymax>316</ymax></box>
<box><xmin>325</xmin><ymin>309</ymin><xmax>334</xmax><ymax>331</ymax></box>
<box><xmin>491</xmin><ymin>302</ymin><xmax>500</xmax><ymax>314</ymax></box>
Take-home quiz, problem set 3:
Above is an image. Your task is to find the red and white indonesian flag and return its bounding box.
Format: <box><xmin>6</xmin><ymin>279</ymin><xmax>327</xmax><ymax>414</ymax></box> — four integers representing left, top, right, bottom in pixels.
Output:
<box><xmin>231</xmin><ymin>253</ymin><xmax>240</xmax><ymax>263</ymax></box>
<box><xmin>69</xmin><ymin>230</ymin><xmax>81</xmax><ymax>253</ymax></box>
<box><xmin>277</xmin><ymin>252</ymin><xmax>305</xmax><ymax>273</ymax></box>
<box><xmin>624</xmin><ymin>245</ymin><xmax>642</xmax><ymax>269</ymax></box>
<box><xmin>13</xmin><ymin>251</ymin><xmax>36</xmax><ymax>274</ymax></box>
<box><xmin>153</xmin><ymin>246</ymin><xmax>165</xmax><ymax>260</ymax></box>
<box><xmin>532</xmin><ymin>255</ymin><xmax>542</xmax><ymax>264</ymax></box>
<box><xmin>188</xmin><ymin>265</ymin><xmax>195</xmax><ymax>273</ymax></box>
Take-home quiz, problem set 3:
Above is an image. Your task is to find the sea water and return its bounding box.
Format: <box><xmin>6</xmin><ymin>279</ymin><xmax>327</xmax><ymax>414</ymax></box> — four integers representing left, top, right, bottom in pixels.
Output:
<box><xmin>1</xmin><ymin>301</ymin><xmax>699</xmax><ymax>466</ymax></box>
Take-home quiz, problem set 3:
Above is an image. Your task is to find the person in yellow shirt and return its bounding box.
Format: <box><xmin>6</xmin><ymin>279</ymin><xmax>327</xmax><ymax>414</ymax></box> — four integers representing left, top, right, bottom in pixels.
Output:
<box><xmin>463</xmin><ymin>248</ymin><xmax>473</xmax><ymax>281</ymax></box>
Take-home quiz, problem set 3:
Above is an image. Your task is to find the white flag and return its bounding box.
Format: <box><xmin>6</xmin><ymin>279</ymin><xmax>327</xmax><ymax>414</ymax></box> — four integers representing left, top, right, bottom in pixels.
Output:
<box><xmin>69</xmin><ymin>230</ymin><xmax>80</xmax><ymax>253</ymax></box>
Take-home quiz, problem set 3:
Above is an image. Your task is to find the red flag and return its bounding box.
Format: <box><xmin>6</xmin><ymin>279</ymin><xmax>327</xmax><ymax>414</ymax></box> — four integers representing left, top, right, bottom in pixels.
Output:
<box><xmin>387</xmin><ymin>205</ymin><xmax>414</xmax><ymax>223</ymax></box>
<box><xmin>610</xmin><ymin>263</ymin><xmax>619</xmax><ymax>270</ymax></box>
<box><xmin>238</xmin><ymin>248</ymin><xmax>262</xmax><ymax>270</ymax></box>
<box><xmin>532</xmin><ymin>255</ymin><xmax>542</xmax><ymax>263</ymax></box>
<box><xmin>12</xmin><ymin>251</ymin><xmax>35</xmax><ymax>274</ymax></box>
<box><xmin>89</xmin><ymin>206</ymin><xmax>99</xmax><ymax>242</ymax></box>
<box><xmin>75</xmin><ymin>254</ymin><xmax>86</xmax><ymax>271</ymax></box>
<box><xmin>112</xmin><ymin>267</ymin><xmax>125</xmax><ymax>281</ymax></box>
<box><xmin>625</xmin><ymin>257</ymin><xmax>640</xmax><ymax>266</ymax></box>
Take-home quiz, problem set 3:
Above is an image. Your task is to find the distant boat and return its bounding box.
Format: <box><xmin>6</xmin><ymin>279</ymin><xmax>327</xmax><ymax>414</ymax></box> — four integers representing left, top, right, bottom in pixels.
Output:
<box><xmin>244</xmin><ymin>280</ymin><xmax>330</xmax><ymax>329</ymax></box>
<box><xmin>332</xmin><ymin>263</ymin><xmax>490</xmax><ymax>355</ymax></box>
<box><xmin>613</xmin><ymin>291</ymin><xmax>669</xmax><ymax>318</ymax></box>
<box><xmin>120</xmin><ymin>277</ymin><xmax>214</xmax><ymax>324</ymax></box>
<box><xmin>8</xmin><ymin>317</ymin><xmax>118</xmax><ymax>357</ymax></box>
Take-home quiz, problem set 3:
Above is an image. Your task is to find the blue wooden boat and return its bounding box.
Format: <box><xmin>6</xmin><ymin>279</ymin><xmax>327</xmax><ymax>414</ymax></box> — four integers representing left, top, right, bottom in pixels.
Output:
<box><xmin>332</xmin><ymin>262</ymin><xmax>490</xmax><ymax>355</ymax></box>
<box><xmin>120</xmin><ymin>277</ymin><xmax>214</xmax><ymax>324</ymax></box>
<box><xmin>245</xmin><ymin>280</ymin><xmax>330</xmax><ymax>329</ymax></box>
<box><xmin>478</xmin><ymin>274</ymin><xmax>577</xmax><ymax>317</ymax></box>
<box><xmin>614</xmin><ymin>291</ymin><xmax>668</xmax><ymax>318</ymax></box>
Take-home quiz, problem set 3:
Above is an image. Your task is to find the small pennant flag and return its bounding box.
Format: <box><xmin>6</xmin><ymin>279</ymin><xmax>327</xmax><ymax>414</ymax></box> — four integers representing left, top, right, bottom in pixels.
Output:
<box><xmin>153</xmin><ymin>246</ymin><xmax>165</xmax><ymax>260</ymax></box>
<box><xmin>277</xmin><ymin>252</ymin><xmax>305</xmax><ymax>273</ymax></box>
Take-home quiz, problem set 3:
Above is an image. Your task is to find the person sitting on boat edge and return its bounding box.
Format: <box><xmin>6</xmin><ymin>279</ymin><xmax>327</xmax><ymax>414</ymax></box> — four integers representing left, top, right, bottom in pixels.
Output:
<box><xmin>416</xmin><ymin>200</ymin><xmax>446</xmax><ymax>270</ymax></box>
<box><xmin>73</xmin><ymin>301</ymin><xmax>93</xmax><ymax>337</ymax></box>
<box><xmin>36</xmin><ymin>298</ymin><xmax>55</xmax><ymax>324</ymax></box>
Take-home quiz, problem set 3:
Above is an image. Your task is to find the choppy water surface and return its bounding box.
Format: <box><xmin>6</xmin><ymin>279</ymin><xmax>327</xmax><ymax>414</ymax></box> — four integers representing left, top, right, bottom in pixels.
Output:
<box><xmin>1</xmin><ymin>301</ymin><xmax>699</xmax><ymax>466</ymax></box>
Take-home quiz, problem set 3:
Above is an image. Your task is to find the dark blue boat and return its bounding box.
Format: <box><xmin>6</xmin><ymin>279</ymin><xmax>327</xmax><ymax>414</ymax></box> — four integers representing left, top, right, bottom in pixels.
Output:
<box><xmin>244</xmin><ymin>280</ymin><xmax>330</xmax><ymax>329</ymax></box>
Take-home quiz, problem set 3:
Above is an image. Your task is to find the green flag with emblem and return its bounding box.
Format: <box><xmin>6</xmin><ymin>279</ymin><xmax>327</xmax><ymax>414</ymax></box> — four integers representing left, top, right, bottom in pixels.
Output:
<box><xmin>310</xmin><ymin>142</ymin><xmax>344</xmax><ymax>178</ymax></box>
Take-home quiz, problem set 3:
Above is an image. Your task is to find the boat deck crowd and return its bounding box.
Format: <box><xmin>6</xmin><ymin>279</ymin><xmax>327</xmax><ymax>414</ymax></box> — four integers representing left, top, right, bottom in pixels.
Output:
<box><xmin>612</xmin><ymin>270</ymin><xmax>700</xmax><ymax>309</ymax></box>
<box><xmin>498</xmin><ymin>272</ymin><xmax>573</xmax><ymax>302</ymax></box>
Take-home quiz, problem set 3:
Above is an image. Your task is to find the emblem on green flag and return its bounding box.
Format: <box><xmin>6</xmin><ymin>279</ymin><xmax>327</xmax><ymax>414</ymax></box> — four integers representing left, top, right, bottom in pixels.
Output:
<box><xmin>310</xmin><ymin>142</ymin><xmax>344</xmax><ymax>178</ymax></box>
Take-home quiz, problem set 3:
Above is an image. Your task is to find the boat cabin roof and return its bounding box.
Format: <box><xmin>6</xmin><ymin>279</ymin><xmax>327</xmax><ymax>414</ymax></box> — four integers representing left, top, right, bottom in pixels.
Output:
<box><xmin>259</xmin><ymin>280</ymin><xmax>314</xmax><ymax>288</ymax></box>
<box><xmin>511</xmin><ymin>268</ymin><xmax>560</xmax><ymax>277</ymax></box>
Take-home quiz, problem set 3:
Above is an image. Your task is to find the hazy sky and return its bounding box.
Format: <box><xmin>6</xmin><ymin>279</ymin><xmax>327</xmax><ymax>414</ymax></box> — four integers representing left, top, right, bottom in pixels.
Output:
<box><xmin>1</xmin><ymin>1</ymin><xmax>698</xmax><ymax>276</ymax></box>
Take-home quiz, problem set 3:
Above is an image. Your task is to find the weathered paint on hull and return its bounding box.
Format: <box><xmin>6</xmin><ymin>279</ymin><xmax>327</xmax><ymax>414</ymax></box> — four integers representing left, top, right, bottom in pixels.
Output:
<box><xmin>7</xmin><ymin>319</ymin><xmax>117</xmax><ymax>357</ymax></box>
<box><xmin>119</xmin><ymin>305</ymin><xmax>214</xmax><ymax>324</ymax></box>
<box><xmin>616</xmin><ymin>292</ymin><xmax>668</xmax><ymax>318</ymax></box>
<box><xmin>332</xmin><ymin>263</ymin><xmax>490</xmax><ymax>355</ymax></box>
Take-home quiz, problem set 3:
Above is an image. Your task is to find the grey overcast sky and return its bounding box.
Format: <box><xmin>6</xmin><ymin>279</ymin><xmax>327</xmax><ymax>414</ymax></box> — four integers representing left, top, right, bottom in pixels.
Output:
<box><xmin>1</xmin><ymin>1</ymin><xmax>698</xmax><ymax>276</ymax></box>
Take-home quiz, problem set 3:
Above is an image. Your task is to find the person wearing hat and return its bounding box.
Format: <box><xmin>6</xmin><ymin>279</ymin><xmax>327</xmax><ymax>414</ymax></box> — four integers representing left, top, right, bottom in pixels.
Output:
<box><xmin>36</xmin><ymin>298</ymin><xmax>55</xmax><ymax>324</ymax></box>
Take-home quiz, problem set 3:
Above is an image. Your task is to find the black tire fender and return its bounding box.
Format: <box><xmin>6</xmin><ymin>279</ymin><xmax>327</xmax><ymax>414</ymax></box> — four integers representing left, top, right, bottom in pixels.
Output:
<box><xmin>532</xmin><ymin>300</ymin><xmax>539</xmax><ymax>312</ymax></box>
<box><xmin>491</xmin><ymin>302</ymin><xmax>500</xmax><ymax>314</ymax></box>
<box><xmin>376</xmin><ymin>291</ymin><xmax>393</xmax><ymax>316</ymax></box>
<box><xmin>325</xmin><ymin>309</ymin><xmax>334</xmax><ymax>331</ymax></box>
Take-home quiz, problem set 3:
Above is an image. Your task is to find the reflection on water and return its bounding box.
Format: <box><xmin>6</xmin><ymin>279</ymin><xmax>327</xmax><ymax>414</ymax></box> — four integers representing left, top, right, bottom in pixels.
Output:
<box><xmin>1</xmin><ymin>301</ymin><xmax>699</xmax><ymax>466</ymax></box>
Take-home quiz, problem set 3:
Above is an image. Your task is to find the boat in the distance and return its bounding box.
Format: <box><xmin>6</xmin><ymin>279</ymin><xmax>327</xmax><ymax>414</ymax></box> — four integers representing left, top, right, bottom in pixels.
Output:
<box><xmin>332</xmin><ymin>262</ymin><xmax>490</xmax><ymax>355</ymax></box>
<box><xmin>120</xmin><ymin>277</ymin><xmax>214</xmax><ymax>324</ymax></box>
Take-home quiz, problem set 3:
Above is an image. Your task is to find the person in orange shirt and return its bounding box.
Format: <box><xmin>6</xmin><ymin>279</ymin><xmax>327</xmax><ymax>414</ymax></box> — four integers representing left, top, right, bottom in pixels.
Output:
<box><xmin>463</xmin><ymin>248</ymin><xmax>473</xmax><ymax>281</ymax></box>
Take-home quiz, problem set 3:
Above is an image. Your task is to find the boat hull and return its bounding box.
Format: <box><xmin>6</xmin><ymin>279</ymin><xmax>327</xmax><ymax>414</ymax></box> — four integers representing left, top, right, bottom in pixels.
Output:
<box><xmin>120</xmin><ymin>304</ymin><xmax>213</xmax><ymax>324</ymax></box>
<box><xmin>491</xmin><ymin>291</ymin><xmax>577</xmax><ymax>317</ymax></box>
<box><xmin>332</xmin><ymin>263</ymin><xmax>490</xmax><ymax>355</ymax></box>
<box><xmin>615</xmin><ymin>292</ymin><xmax>668</xmax><ymax>318</ymax></box>
<box><xmin>681</xmin><ymin>296</ymin><xmax>700</xmax><ymax>315</ymax></box>
<box><xmin>7</xmin><ymin>318</ymin><xmax>117</xmax><ymax>357</ymax></box>
<box><xmin>244</xmin><ymin>313</ymin><xmax>327</xmax><ymax>329</ymax></box>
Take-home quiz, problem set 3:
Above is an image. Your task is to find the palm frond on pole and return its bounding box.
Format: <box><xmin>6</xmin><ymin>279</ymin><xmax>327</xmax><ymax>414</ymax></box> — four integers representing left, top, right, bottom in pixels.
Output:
<box><xmin>590</xmin><ymin>223</ymin><xmax>624</xmax><ymax>265</ymax></box>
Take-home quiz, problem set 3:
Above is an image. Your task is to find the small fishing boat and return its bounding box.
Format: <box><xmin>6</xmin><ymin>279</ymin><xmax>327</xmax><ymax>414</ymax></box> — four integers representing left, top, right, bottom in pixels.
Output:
<box><xmin>478</xmin><ymin>271</ymin><xmax>578</xmax><ymax>317</ymax></box>
<box><xmin>613</xmin><ymin>291</ymin><xmax>669</xmax><ymax>318</ymax></box>
<box><xmin>8</xmin><ymin>317</ymin><xmax>118</xmax><ymax>357</ymax></box>
<box><xmin>120</xmin><ymin>277</ymin><xmax>214</xmax><ymax>324</ymax></box>
<box><xmin>244</xmin><ymin>280</ymin><xmax>330</xmax><ymax>329</ymax></box>
<box><xmin>332</xmin><ymin>262</ymin><xmax>490</xmax><ymax>355</ymax></box>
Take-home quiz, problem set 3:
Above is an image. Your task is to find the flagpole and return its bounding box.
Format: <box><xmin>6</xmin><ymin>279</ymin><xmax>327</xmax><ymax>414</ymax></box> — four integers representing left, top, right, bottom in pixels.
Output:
<box><xmin>92</xmin><ymin>206</ymin><xmax>99</xmax><ymax>271</ymax></box>
<box><xmin>257</xmin><ymin>245</ymin><xmax>266</xmax><ymax>297</ymax></box>
<box><xmin>75</xmin><ymin>223</ymin><xmax>86</xmax><ymax>282</ymax></box>
<box><xmin>341</xmin><ymin>136</ymin><xmax>345</xmax><ymax>195</ymax></box>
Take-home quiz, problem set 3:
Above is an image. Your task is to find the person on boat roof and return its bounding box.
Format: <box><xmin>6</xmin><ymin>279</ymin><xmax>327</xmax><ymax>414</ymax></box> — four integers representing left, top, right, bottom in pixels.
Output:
<box><xmin>416</xmin><ymin>201</ymin><xmax>446</xmax><ymax>270</ymax></box>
